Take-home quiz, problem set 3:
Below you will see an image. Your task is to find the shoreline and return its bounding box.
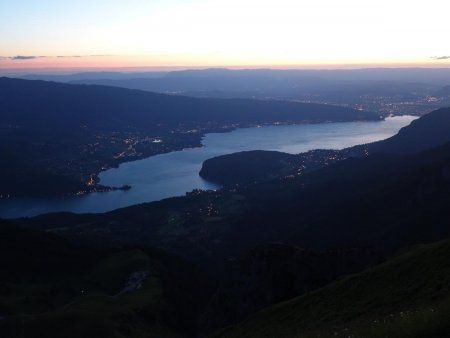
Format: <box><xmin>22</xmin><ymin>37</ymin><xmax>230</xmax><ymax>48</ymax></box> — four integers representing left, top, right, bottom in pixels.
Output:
<box><xmin>4</xmin><ymin>115</ymin><xmax>399</xmax><ymax>202</ymax></box>
<box><xmin>90</xmin><ymin>115</ymin><xmax>388</xmax><ymax>193</ymax></box>
<box><xmin>0</xmin><ymin>114</ymin><xmax>417</xmax><ymax>219</ymax></box>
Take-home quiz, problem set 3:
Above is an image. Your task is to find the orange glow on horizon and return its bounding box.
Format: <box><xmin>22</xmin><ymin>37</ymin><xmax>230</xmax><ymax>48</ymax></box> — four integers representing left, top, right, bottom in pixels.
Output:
<box><xmin>2</xmin><ymin>0</ymin><xmax>449</xmax><ymax>73</ymax></box>
<box><xmin>1</xmin><ymin>54</ymin><xmax>450</xmax><ymax>71</ymax></box>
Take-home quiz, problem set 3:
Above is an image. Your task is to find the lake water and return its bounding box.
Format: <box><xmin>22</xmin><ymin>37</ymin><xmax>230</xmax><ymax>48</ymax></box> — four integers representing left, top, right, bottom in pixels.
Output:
<box><xmin>0</xmin><ymin>116</ymin><xmax>417</xmax><ymax>218</ymax></box>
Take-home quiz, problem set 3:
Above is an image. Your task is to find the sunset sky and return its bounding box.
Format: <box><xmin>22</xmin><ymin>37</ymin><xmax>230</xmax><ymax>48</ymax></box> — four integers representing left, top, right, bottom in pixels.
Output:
<box><xmin>1</xmin><ymin>0</ymin><xmax>449</xmax><ymax>70</ymax></box>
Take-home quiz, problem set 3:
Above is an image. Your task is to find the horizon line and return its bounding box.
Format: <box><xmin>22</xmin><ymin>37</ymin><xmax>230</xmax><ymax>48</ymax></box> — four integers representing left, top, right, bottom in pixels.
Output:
<box><xmin>2</xmin><ymin>63</ymin><xmax>450</xmax><ymax>74</ymax></box>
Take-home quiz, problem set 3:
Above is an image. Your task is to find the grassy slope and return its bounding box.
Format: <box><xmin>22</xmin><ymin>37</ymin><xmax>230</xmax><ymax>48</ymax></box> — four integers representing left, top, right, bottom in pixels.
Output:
<box><xmin>0</xmin><ymin>221</ymin><xmax>210</xmax><ymax>338</ymax></box>
<box><xmin>214</xmin><ymin>239</ymin><xmax>450</xmax><ymax>338</ymax></box>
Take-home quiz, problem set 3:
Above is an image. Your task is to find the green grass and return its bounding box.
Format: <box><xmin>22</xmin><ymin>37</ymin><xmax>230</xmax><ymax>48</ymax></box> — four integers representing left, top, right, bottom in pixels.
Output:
<box><xmin>213</xmin><ymin>239</ymin><xmax>450</xmax><ymax>338</ymax></box>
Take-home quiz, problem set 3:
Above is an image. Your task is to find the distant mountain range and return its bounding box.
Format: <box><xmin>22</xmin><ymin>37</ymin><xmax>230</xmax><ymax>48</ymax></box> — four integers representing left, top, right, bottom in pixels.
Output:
<box><xmin>13</xmin><ymin>68</ymin><xmax>450</xmax><ymax>116</ymax></box>
<box><xmin>17</xmin><ymin>67</ymin><xmax>450</xmax><ymax>85</ymax></box>
<box><xmin>1</xmin><ymin>77</ymin><xmax>375</xmax><ymax>130</ymax></box>
<box><xmin>63</xmin><ymin>69</ymin><xmax>449</xmax><ymax>100</ymax></box>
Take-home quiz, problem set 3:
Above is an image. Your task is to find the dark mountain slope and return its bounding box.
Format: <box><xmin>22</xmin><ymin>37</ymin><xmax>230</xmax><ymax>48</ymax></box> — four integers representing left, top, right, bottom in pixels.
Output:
<box><xmin>233</xmin><ymin>141</ymin><xmax>450</xmax><ymax>252</ymax></box>
<box><xmin>214</xmin><ymin>238</ymin><xmax>450</xmax><ymax>338</ymax></box>
<box><xmin>365</xmin><ymin>107</ymin><xmax>450</xmax><ymax>154</ymax></box>
<box><xmin>0</xmin><ymin>220</ymin><xmax>212</xmax><ymax>338</ymax></box>
<box><xmin>200</xmin><ymin>244</ymin><xmax>383</xmax><ymax>335</ymax></box>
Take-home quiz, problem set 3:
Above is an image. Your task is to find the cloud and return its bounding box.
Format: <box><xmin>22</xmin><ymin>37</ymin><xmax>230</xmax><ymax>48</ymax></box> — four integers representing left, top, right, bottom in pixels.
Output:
<box><xmin>11</xmin><ymin>55</ymin><xmax>45</xmax><ymax>60</ymax></box>
<box><xmin>431</xmin><ymin>56</ymin><xmax>450</xmax><ymax>60</ymax></box>
<box><xmin>0</xmin><ymin>55</ymin><xmax>43</xmax><ymax>61</ymax></box>
<box><xmin>1</xmin><ymin>54</ymin><xmax>115</xmax><ymax>61</ymax></box>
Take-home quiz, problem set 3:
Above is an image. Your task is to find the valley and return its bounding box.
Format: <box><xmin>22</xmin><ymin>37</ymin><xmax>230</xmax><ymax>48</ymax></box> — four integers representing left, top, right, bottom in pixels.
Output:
<box><xmin>1</xmin><ymin>77</ymin><xmax>450</xmax><ymax>338</ymax></box>
<box><xmin>3</xmin><ymin>1</ymin><xmax>450</xmax><ymax>336</ymax></box>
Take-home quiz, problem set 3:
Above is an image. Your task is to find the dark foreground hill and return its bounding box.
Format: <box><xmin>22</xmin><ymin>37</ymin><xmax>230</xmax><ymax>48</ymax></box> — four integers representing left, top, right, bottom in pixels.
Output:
<box><xmin>214</xmin><ymin>238</ymin><xmax>450</xmax><ymax>338</ymax></box>
<box><xmin>200</xmin><ymin>244</ymin><xmax>383</xmax><ymax>335</ymax></box>
<box><xmin>0</xmin><ymin>220</ymin><xmax>212</xmax><ymax>338</ymax></box>
<box><xmin>0</xmin><ymin>77</ymin><xmax>377</xmax><ymax>198</ymax></box>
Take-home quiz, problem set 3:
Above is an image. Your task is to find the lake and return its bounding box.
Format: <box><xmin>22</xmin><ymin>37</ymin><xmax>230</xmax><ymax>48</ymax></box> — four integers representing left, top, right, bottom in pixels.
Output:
<box><xmin>0</xmin><ymin>116</ymin><xmax>417</xmax><ymax>218</ymax></box>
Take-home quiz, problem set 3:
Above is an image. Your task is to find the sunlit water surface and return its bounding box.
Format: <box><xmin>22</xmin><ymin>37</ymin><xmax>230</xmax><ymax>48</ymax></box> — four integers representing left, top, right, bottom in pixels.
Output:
<box><xmin>0</xmin><ymin>116</ymin><xmax>417</xmax><ymax>218</ymax></box>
